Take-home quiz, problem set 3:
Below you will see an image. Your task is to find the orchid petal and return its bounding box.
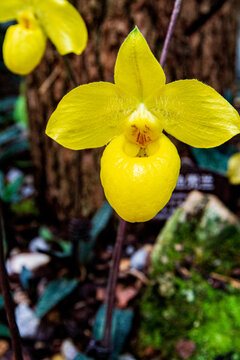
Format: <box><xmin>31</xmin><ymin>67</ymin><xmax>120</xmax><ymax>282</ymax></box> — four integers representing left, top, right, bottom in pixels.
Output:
<box><xmin>46</xmin><ymin>82</ymin><xmax>137</xmax><ymax>150</ymax></box>
<box><xmin>114</xmin><ymin>27</ymin><xmax>165</xmax><ymax>100</ymax></box>
<box><xmin>0</xmin><ymin>0</ymin><xmax>29</xmax><ymax>22</ymax></box>
<box><xmin>34</xmin><ymin>0</ymin><xmax>87</xmax><ymax>55</ymax></box>
<box><xmin>227</xmin><ymin>153</ymin><xmax>240</xmax><ymax>185</ymax></box>
<box><xmin>146</xmin><ymin>80</ymin><xmax>240</xmax><ymax>148</ymax></box>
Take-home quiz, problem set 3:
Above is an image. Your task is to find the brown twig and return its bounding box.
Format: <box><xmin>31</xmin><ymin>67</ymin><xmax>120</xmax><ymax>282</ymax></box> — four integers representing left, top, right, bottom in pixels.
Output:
<box><xmin>0</xmin><ymin>202</ymin><xmax>23</xmax><ymax>360</ymax></box>
<box><xmin>63</xmin><ymin>55</ymin><xmax>78</xmax><ymax>87</ymax></box>
<box><xmin>63</xmin><ymin>56</ymin><xmax>82</xmax><ymax>219</ymax></box>
<box><xmin>63</xmin><ymin>56</ymin><xmax>86</xmax><ymax>273</ymax></box>
<box><xmin>185</xmin><ymin>0</ymin><xmax>227</xmax><ymax>36</ymax></box>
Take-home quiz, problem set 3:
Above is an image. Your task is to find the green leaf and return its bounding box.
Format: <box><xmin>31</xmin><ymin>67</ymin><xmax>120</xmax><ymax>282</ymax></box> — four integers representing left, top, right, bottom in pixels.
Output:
<box><xmin>0</xmin><ymin>96</ymin><xmax>17</xmax><ymax>113</ymax></box>
<box><xmin>0</xmin><ymin>125</ymin><xmax>21</xmax><ymax>146</ymax></box>
<box><xmin>0</xmin><ymin>295</ymin><xmax>4</xmax><ymax>309</ymax></box>
<box><xmin>38</xmin><ymin>227</ymin><xmax>72</xmax><ymax>258</ymax></box>
<box><xmin>1</xmin><ymin>176</ymin><xmax>24</xmax><ymax>203</ymax></box>
<box><xmin>11</xmin><ymin>198</ymin><xmax>38</xmax><ymax>215</ymax></box>
<box><xmin>73</xmin><ymin>355</ymin><xmax>93</xmax><ymax>360</ymax></box>
<box><xmin>0</xmin><ymin>171</ymin><xmax>4</xmax><ymax>198</ymax></box>
<box><xmin>79</xmin><ymin>202</ymin><xmax>112</xmax><ymax>262</ymax></box>
<box><xmin>93</xmin><ymin>305</ymin><xmax>133</xmax><ymax>360</ymax></box>
<box><xmin>13</xmin><ymin>95</ymin><xmax>28</xmax><ymax>128</ymax></box>
<box><xmin>191</xmin><ymin>145</ymin><xmax>237</xmax><ymax>175</ymax></box>
<box><xmin>35</xmin><ymin>278</ymin><xmax>78</xmax><ymax>318</ymax></box>
<box><xmin>39</xmin><ymin>226</ymin><xmax>54</xmax><ymax>241</ymax></box>
<box><xmin>0</xmin><ymin>323</ymin><xmax>10</xmax><ymax>338</ymax></box>
<box><xmin>20</xmin><ymin>266</ymin><xmax>33</xmax><ymax>290</ymax></box>
<box><xmin>53</xmin><ymin>240</ymin><xmax>72</xmax><ymax>258</ymax></box>
<box><xmin>90</xmin><ymin>201</ymin><xmax>113</xmax><ymax>241</ymax></box>
<box><xmin>0</xmin><ymin>139</ymin><xmax>29</xmax><ymax>164</ymax></box>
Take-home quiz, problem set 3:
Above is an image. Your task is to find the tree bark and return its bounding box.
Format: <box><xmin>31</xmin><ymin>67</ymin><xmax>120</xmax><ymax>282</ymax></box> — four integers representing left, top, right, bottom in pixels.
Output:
<box><xmin>27</xmin><ymin>0</ymin><xmax>239</xmax><ymax>223</ymax></box>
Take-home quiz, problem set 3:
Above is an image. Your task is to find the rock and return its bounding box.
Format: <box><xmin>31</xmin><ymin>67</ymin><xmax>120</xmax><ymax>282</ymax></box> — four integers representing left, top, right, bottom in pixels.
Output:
<box><xmin>21</xmin><ymin>185</ymin><xmax>35</xmax><ymax>197</ymax></box>
<box><xmin>125</xmin><ymin>245</ymin><xmax>135</xmax><ymax>256</ymax></box>
<box><xmin>130</xmin><ymin>248</ymin><xmax>148</xmax><ymax>270</ymax></box>
<box><xmin>6</xmin><ymin>168</ymin><xmax>23</xmax><ymax>183</ymax></box>
<box><xmin>119</xmin><ymin>354</ymin><xmax>136</xmax><ymax>360</ymax></box>
<box><xmin>7</xmin><ymin>253</ymin><xmax>50</xmax><ymax>274</ymax></box>
<box><xmin>29</xmin><ymin>237</ymin><xmax>50</xmax><ymax>253</ymax></box>
<box><xmin>61</xmin><ymin>339</ymin><xmax>79</xmax><ymax>360</ymax></box>
<box><xmin>182</xmin><ymin>190</ymin><xmax>238</xmax><ymax>225</ymax></box>
<box><xmin>15</xmin><ymin>303</ymin><xmax>40</xmax><ymax>338</ymax></box>
<box><xmin>152</xmin><ymin>190</ymin><xmax>239</xmax><ymax>268</ymax></box>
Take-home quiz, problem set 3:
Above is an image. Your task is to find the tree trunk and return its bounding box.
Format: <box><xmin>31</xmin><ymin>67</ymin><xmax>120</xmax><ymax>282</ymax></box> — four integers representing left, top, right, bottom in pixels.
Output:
<box><xmin>27</xmin><ymin>0</ymin><xmax>239</xmax><ymax>223</ymax></box>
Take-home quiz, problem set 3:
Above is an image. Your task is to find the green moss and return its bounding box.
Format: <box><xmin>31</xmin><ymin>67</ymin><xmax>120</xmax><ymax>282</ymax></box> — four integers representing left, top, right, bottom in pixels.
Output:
<box><xmin>11</xmin><ymin>197</ymin><xmax>38</xmax><ymax>215</ymax></box>
<box><xmin>139</xmin><ymin>206</ymin><xmax>240</xmax><ymax>359</ymax></box>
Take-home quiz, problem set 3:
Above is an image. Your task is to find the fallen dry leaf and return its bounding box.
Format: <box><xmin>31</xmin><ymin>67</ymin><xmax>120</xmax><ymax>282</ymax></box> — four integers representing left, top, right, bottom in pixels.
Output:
<box><xmin>116</xmin><ymin>284</ymin><xmax>138</xmax><ymax>308</ymax></box>
<box><xmin>96</xmin><ymin>287</ymin><xmax>106</xmax><ymax>302</ymax></box>
<box><xmin>210</xmin><ymin>272</ymin><xmax>240</xmax><ymax>289</ymax></box>
<box><xmin>0</xmin><ymin>340</ymin><xmax>9</xmax><ymax>357</ymax></box>
<box><xmin>119</xmin><ymin>258</ymin><xmax>131</xmax><ymax>272</ymax></box>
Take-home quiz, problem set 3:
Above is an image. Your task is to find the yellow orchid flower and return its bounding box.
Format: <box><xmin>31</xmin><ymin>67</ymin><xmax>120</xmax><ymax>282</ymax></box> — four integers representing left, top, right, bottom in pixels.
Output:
<box><xmin>46</xmin><ymin>27</ymin><xmax>240</xmax><ymax>223</ymax></box>
<box><xmin>1</xmin><ymin>0</ymin><xmax>88</xmax><ymax>75</ymax></box>
<box><xmin>227</xmin><ymin>153</ymin><xmax>240</xmax><ymax>185</ymax></box>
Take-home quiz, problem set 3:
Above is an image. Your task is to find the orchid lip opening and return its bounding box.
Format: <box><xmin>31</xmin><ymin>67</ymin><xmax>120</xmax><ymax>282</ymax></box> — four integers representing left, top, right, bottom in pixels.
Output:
<box><xmin>124</xmin><ymin>103</ymin><xmax>163</xmax><ymax>147</ymax></box>
<box><xmin>17</xmin><ymin>10</ymin><xmax>39</xmax><ymax>30</ymax></box>
<box><xmin>123</xmin><ymin>136</ymin><xmax>161</xmax><ymax>158</ymax></box>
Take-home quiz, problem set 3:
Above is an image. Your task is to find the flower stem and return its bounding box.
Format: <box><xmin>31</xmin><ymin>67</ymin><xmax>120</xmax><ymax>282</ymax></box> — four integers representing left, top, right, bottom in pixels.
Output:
<box><xmin>63</xmin><ymin>57</ymin><xmax>82</xmax><ymax>219</ymax></box>
<box><xmin>0</xmin><ymin>203</ymin><xmax>23</xmax><ymax>360</ymax></box>
<box><xmin>101</xmin><ymin>218</ymin><xmax>127</xmax><ymax>349</ymax></box>
<box><xmin>160</xmin><ymin>0</ymin><xmax>183</xmax><ymax>67</ymax></box>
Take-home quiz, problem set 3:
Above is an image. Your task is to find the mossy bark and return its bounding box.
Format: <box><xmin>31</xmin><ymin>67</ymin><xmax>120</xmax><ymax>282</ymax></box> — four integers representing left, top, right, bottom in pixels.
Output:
<box><xmin>27</xmin><ymin>0</ymin><xmax>239</xmax><ymax>223</ymax></box>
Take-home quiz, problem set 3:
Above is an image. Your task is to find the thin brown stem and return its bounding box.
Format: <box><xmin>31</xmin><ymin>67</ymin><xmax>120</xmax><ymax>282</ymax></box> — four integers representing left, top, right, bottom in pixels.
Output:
<box><xmin>63</xmin><ymin>56</ymin><xmax>82</xmax><ymax>218</ymax></box>
<box><xmin>160</xmin><ymin>0</ymin><xmax>183</xmax><ymax>67</ymax></box>
<box><xmin>74</xmin><ymin>151</ymin><xmax>82</xmax><ymax>217</ymax></box>
<box><xmin>63</xmin><ymin>55</ymin><xmax>78</xmax><ymax>87</ymax></box>
<box><xmin>0</xmin><ymin>202</ymin><xmax>23</xmax><ymax>360</ymax></box>
<box><xmin>101</xmin><ymin>218</ymin><xmax>126</xmax><ymax>349</ymax></box>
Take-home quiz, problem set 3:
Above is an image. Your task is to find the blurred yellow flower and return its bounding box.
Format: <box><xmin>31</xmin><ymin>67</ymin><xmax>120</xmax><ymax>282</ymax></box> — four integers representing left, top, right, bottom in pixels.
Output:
<box><xmin>227</xmin><ymin>153</ymin><xmax>240</xmax><ymax>185</ymax></box>
<box><xmin>46</xmin><ymin>27</ymin><xmax>240</xmax><ymax>222</ymax></box>
<box><xmin>1</xmin><ymin>0</ymin><xmax>88</xmax><ymax>75</ymax></box>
